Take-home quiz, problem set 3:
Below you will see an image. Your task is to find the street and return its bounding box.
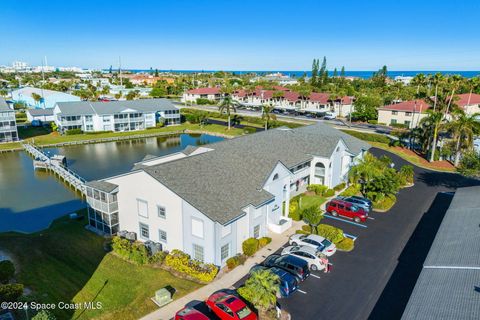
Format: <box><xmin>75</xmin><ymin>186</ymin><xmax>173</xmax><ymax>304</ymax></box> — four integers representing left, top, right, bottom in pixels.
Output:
<box><xmin>234</xmin><ymin>148</ymin><xmax>479</xmax><ymax>320</ymax></box>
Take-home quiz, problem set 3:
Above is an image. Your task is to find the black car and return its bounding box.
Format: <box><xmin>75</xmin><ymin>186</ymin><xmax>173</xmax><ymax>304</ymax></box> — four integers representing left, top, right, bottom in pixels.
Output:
<box><xmin>263</xmin><ymin>254</ymin><xmax>310</xmax><ymax>281</ymax></box>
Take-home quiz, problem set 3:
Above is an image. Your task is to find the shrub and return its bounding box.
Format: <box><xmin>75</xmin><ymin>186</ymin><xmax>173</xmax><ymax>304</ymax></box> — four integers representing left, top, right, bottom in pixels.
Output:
<box><xmin>111</xmin><ymin>236</ymin><xmax>149</xmax><ymax>265</ymax></box>
<box><xmin>195</xmin><ymin>98</ymin><xmax>215</xmax><ymax>105</ymax></box>
<box><xmin>295</xmin><ymin>229</ymin><xmax>310</xmax><ymax>235</ymax></box>
<box><xmin>307</xmin><ymin>184</ymin><xmax>328</xmax><ymax>196</ymax></box>
<box><xmin>149</xmin><ymin>251</ymin><xmax>168</xmax><ymax>265</ymax></box>
<box><xmin>301</xmin><ymin>225</ymin><xmax>312</xmax><ymax>233</ymax></box>
<box><xmin>0</xmin><ymin>283</ymin><xmax>23</xmax><ymax>302</ymax></box>
<box><xmin>373</xmin><ymin>195</ymin><xmax>397</xmax><ymax>211</ymax></box>
<box><xmin>340</xmin><ymin>184</ymin><xmax>361</xmax><ymax>197</ymax></box>
<box><xmin>316</xmin><ymin>224</ymin><xmax>344</xmax><ymax>243</ymax></box>
<box><xmin>367</xmin><ymin>119</ymin><xmax>378</xmax><ymax>124</ymax></box>
<box><xmin>0</xmin><ymin>260</ymin><xmax>15</xmax><ymax>283</ymax></box>
<box><xmin>226</xmin><ymin>254</ymin><xmax>247</xmax><ymax>270</ymax></box>
<box><xmin>242</xmin><ymin>238</ymin><xmax>260</xmax><ymax>256</ymax></box>
<box><xmin>65</xmin><ymin>128</ymin><xmax>83</xmax><ymax>135</ymax></box>
<box><xmin>32</xmin><ymin>310</ymin><xmax>56</xmax><ymax>320</ymax></box>
<box><xmin>333</xmin><ymin>182</ymin><xmax>346</xmax><ymax>191</ymax></box>
<box><xmin>390</xmin><ymin>122</ymin><xmax>408</xmax><ymax>129</ymax></box>
<box><xmin>399</xmin><ymin>165</ymin><xmax>414</xmax><ymax>185</ymax></box>
<box><xmin>258</xmin><ymin>237</ymin><xmax>272</xmax><ymax>248</ymax></box>
<box><xmin>336</xmin><ymin>238</ymin><xmax>354</xmax><ymax>251</ymax></box>
<box><xmin>288</xmin><ymin>201</ymin><xmax>301</xmax><ymax>221</ymax></box>
<box><xmin>165</xmin><ymin>250</ymin><xmax>218</xmax><ymax>282</ymax></box>
<box><xmin>324</xmin><ymin>188</ymin><xmax>335</xmax><ymax>197</ymax></box>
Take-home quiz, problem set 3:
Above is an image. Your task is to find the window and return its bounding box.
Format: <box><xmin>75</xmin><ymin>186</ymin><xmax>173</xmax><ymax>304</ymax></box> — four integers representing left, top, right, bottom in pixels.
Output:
<box><xmin>221</xmin><ymin>243</ymin><xmax>230</xmax><ymax>261</ymax></box>
<box><xmin>405</xmin><ymin>112</ymin><xmax>412</xmax><ymax>116</ymax></box>
<box><xmin>192</xmin><ymin>244</ymin><xmax>204</xmax><ymax>262</ymax></box>
<box><xmin>391</xmin><ymin>119</ymin><xmax>398</xmax><ymax>125</ymax></box>
<box><xmin>191</xmin><ymin>218</ymin><xmax>204</xmax><ymax>238</ymax></box>
<box><xmin>139</xmin><ymin>223</ymin><xmax>149</xmax><ymax>239</ymax></box>
<box><xmin>158</xmin><ymin>229</ymin><xmax>167</xmax><ymax>243</ymax></box>
<box><xmin>392</xmin><ymin>111</ymin><xmax>398</xmax><ymax>115</ymax></box>
<box><xmin>272</xmin><ymin>173</ymin><xmax>279</xmax><ymax>181</ymax></box>
<box><xmin>137</xmin><ymin>199</ymin><xmax>149</xmax><ymax>218</ymax></box>
<box><xmin>103</xmin><ymin>115</ymin><xmax>111</xmax><ymax>122</ymax></box>
<box><xmin>404</xmin><ymin>121</ymin><xmax>411</xmax><ymax>127</ymax></box>
<box><xmin>253</xmin><ymin>225</ymin><xmax>260</xmax><ymax>238</ymax></box>
<box><xmin>157</xmin><ymin>205</ymin><xmax>166</xmax><ymax>219</ymax></box>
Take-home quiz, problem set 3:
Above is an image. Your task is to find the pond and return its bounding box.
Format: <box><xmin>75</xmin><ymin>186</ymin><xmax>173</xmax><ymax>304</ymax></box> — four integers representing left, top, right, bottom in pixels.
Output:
<box><xmin>0</xmin><ymin>133</ymin><xmax>224</xmax><ymax>233</ymax></box>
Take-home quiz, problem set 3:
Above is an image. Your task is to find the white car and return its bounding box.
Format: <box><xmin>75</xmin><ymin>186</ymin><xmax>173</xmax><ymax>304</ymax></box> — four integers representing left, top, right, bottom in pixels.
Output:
<box><xmin>323</xmin><ymin>112</ymin><xmax>337</xmax><ymax>120</ymax></box>
<box><xmin>281</xmin><ymin>245</ymin><xmax>328</xmax><ymax>271</ymax></box>
<box><xmin>289</xmin><ymin>234</ymin><xmax>337</xmax><ymax>256</ymax></box>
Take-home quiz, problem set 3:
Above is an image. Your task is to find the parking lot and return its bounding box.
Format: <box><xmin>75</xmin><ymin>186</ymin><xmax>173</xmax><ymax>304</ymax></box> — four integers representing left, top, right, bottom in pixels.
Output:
<box><xmin>232</xmin><ymin>148</ymin><xmax>480</xmax><ymax>320</ymax></box>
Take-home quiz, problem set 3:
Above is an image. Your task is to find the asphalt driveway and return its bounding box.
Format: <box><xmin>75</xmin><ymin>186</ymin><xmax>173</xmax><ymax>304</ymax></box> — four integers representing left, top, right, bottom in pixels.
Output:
<box><xmin>237</xmin><ymin>147</ymin><xmax>480</xmax><ymax>320</ymax></box>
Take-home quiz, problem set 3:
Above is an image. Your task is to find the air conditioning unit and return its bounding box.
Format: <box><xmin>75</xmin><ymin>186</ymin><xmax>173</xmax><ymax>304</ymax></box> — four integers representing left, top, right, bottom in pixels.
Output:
<box><xmin>117</xmin><ymin>230</ymin><xmax>128</xmax><ymax>238</ymax></box>
<box><xmin>151</xmin><ymin>242</ymin><xmax>163</xmax><ymax>255</ymax></box>
<box><xmin>126</xmin><ymin>232</ymin><xmax>137</xmax><ymax>241</ymax></box>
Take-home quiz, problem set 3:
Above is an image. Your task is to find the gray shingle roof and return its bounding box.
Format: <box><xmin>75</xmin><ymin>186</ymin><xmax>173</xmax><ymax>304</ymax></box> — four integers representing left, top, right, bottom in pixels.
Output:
<box><xmin>85</xmin><ymin>180</ymin><xmax>118</xmax><ymax>193</ymax></box>
<box><xmin>401</xmin><ymin>186</ymin><xmax>480</xmax><ymax>320</ymax></box>
<box><xmin>27</xmin><ymin>108</ymin><xmax>54</xmax><ymax>116</ymax></box>
<box><xmin>56</xmin><ymin>98</ymin><xmax>177</xmax><ymax>116</ymax></box>
<box><xmin>143</xmin><ymin>123</ymin><xmax>370</xmax><ymax>224</ymax></box>
<box><xmin>0</xmin><ymin>97</ymin><xmax>10</xmax><ymax>112</ymax></box>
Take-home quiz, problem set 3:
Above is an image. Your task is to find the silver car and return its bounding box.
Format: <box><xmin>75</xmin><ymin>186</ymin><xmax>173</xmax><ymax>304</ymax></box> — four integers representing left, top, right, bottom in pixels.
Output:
<box><xmin>281</xmin><ymin>245</ymin><xmax>328</xmax><ymax>271</ymax></box>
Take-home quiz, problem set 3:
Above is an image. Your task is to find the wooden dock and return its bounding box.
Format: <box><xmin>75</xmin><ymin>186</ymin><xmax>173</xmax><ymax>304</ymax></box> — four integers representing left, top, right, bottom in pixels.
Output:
<box><xmin>23</xmin><ymin>143</ymin><xmax>87</xmax><ymax>195</ymax></box>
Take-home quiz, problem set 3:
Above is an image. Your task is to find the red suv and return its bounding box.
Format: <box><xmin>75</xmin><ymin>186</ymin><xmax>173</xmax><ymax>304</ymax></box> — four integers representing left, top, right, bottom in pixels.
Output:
<box><xmin>326</xmin><ymin>199</ymin><xmax>368</xmax><ymax>222</ymax></box>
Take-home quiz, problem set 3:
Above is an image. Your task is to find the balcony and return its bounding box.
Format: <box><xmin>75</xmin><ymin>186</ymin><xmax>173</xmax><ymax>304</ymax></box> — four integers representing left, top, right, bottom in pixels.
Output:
<box><xmin>60</xmin><ymin>120</ymin><xmax>83</xmax><ymax>126</ymax></box>
<box><xmin>86</xmin><ymin>197</ymin><xmax>118</xmax><ymax>213</ymax></box>
<box><xmin>291</xmin><ymin>166</ymin><xmax>310</xmax><ymax>182</ymax></box>
<box><xmin>0</xmin><ymin>126</ymin><xmax>16</xmax><ymax>132</ymax></box>
<box><xmin>268</xmin><ymin>217</ymin><xmax>292</xmax><ymax>234</ymax></box>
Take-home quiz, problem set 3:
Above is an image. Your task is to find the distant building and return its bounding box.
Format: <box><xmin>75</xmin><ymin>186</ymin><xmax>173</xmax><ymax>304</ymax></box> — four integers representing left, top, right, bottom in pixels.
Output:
<box><xmin>0</xmin><ymin>97</ymin><xmax>18</xmax><ymax>143</ymax></box>
<box><xmin>26</xmin><ymin>108</ymin><xmax>55</xmax><ymax>123</ymax></box>
<box><xmin>394</xmin><ymin>76</ymin><xmax>414</xmax><ymax>85</ymax></box>
<box><xmin>11</xmin><ymin>86</ymin><xmax>80</xmax><ymax>109</ymax></box>
<box><xmin>182</xmin><ymin>87</ymin><xmax>223</xmax><ymax>103</ymax></box>
<box><xmin>377</xmin><ymin>100</ymin><xmax>430</xmax><ymax>128</ymax></box>
<box><xmin>53</xmin><ymin>99</ymin><xmax>180</xmax><ymax>133</ymax></box>
<box><xmin>455</xmin><ymin>93</ymin><xmax>480</xmax><ymax>116</ymax></box>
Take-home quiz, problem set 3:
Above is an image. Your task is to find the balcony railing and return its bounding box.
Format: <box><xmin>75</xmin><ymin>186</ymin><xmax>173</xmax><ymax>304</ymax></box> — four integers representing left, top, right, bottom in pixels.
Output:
<box><xmin>60</xmin><ymin>120</ymin><xmax>83</xmax><ymax>126</ymax></box>
<box><xmin>0</xmin><ymin>126</ymin><xmax>16</xmax><ymax>132</ymax></box>
<box><xmin>87</xmin><ymin>197</ymin><xmax>118</xmax><ymax>213</ymax></box>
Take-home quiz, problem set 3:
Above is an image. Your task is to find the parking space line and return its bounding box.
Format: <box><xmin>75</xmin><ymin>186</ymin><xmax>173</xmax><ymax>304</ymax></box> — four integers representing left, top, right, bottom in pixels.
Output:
<box><xmin>343</xmin><ymin>233</ymin><xmax>358</xmax><ymax>241</ymax></box>
<box><xmin>323</xmin><ymin>215</ymin><xmax>368</xmax><ymax>228</ymax></box>
<box><xmin>310</xmin><ymin>274</ymin><xmax>321</xmax><ymax>279</ymax></box>
<box><xmin>297</xmin><ymin>289</ymin><xmax>307</xmax><ymax>294</ymax></box>
<box><xmin>367</xmin><ymin>217</ymin><xmax>375</xmax><ymax>220</ymax></box>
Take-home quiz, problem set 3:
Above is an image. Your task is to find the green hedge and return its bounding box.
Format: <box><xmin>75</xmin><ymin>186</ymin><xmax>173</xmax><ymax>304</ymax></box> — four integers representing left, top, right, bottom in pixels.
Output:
<box><xmin>226</xmin><ymin>254</ymin><xmax>247</xmax><ymax>270</ymax></box>
<box><xmin>324</xmin><ymin>188</ymin><xmax>335</xmax><ymax>197</ymax></box>
<box><xmin>288</xmin><ymin>201</ymin><xmax>301</xmax><ymax>221</ymax></box>
<box><xmin>258</xmin><ymin>237</ymin><xmax>272</xmax><ymax>248</ymax></box>
<box><xmin>333</xmin><ymin>182</ymin><xmax>346</xmax><ymax>191</ymax></box>
<box><xmin>373</xmin><ymin>195</ymin><xmax>397</xmax><ymax>211</ymax></box>
<box><xmin>65</xmin><ymin>128</ymin><xmax>83</xmax><ymax>135</ymax></box>
<box><xmin>111</xmin><ymin>237</ymin><xmax>150</xmax><ymax>265</ymax></box>
<box><xmin>242</xmin><ymin>238</ymin><xmax>260</xmax><ymax>256</ymax></box>
<box><xmin>0</xmin><ymin>260</ymin><xmax>15</xmax><ymax>283</ymax></box>
<box><xmin>317</xmin><ymin>224</ymin><xmax>345</xmax><ymax>243</ymax></box>
<box><xmin>165</xmin><ymin>250</ymin><xmax>218</xmax><ymax>282</ymax></box>
<box><xmin>196</xmin><ymin>98</ymin><xmax>216</xmax><ymax>105</ymax></box>
<box><xmin>340</xmin><ymin>184</ymin><xmax>361</xmax><ymax>197</ymax></box>
<box><xmin>0</xmin><ymin>283</ymin><xmax>23</xmax><ymax>302</ymax></box>
<box><xmin>307</xmin><ymin>184</ymin><xmax>328</xmax><ymax>196</ymax></box>
<box><xmin>336</xmin><ymin>238</ymin><xmax>355</xmax><ymax>251</ymax></box>
<box><xmin>341</xmin><ymin>129</ymin><xmax>391</xmax><ymax>144</ymax></box>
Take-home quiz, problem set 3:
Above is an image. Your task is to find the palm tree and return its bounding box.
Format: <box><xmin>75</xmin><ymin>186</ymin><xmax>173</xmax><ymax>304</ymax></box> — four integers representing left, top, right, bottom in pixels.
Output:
<box><xmin>218</xmin><ymin>94</ymin><xmax>238</xmax><ymax>130</ymax></box>
<box><xmin>348</xmin><ymin>153</ymin><xmax>383</xmax><ymax>196</ymax></box>
<box><xmin>444</xmin><ymin>110</ymin><xmax>480</xmax><ymax>166</ymax></box>
<box><xmin>261</xmin><ymin>104</ymin><xmax>276</xmax><ymax>130</ymax></box>
<box><xmin>238</xmin><ymin>269</ymin><xmax>280</xmax><ymax>312</ymax></box>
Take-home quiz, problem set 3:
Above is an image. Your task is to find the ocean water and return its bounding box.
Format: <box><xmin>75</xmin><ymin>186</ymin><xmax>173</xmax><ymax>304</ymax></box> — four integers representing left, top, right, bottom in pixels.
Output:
<box><xmin>122</xmin><ymin>69</ymin><xmax>480</xmax><ymax>79</ymax></box>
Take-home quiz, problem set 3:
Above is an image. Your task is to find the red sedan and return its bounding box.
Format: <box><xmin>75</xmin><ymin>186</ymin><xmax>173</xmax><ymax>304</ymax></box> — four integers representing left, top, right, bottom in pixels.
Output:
<box><xmin>206</xmin><ymin>292</ymin><xmax>257</xmax><ymax>320</ymax></box>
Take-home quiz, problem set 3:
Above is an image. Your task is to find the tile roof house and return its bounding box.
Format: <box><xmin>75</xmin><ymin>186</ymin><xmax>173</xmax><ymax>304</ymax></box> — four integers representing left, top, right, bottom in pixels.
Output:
<box><xmin>85</xmin><ymin>123</ymin><xmax>370</xmax><ymax>266</ymax></box>
<box><xmin>454</xmin><ymin>93</ymin><xmax>480</xmax><ymax>115</ymax></box>
<box><xmin>182</xmin><ymin>87</ymin><xmax>223</xmax><ymax>103</ymax></box>
<box><xmin>378</xmin><ymin>100</ymin><xmax>431</xmax><ymax>128</ymax></box>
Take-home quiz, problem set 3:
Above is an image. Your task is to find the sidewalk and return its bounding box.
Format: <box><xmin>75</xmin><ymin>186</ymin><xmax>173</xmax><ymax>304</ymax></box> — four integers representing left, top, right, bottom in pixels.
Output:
<box><xmin>140</xmin><ymin>221</ymin><xmax>303</xmax><ymax>320</ymax></box>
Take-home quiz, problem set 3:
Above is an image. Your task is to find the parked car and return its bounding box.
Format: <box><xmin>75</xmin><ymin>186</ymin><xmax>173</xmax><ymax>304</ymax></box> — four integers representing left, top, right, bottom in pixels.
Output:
<box><xmin>263</xmin><ymin>254</ymin><xmax>310</xmax><ymax>281</ymax></box>
<box><xmin>175</xmin><ymin>306</ymin><xmax>210</xmax><ymax>320</ymax></box>
<box><xmin>249</xmin><ymin>265</ymin><xmax>299</xmax><ymax>297</ymax></box>
<box><xmin>206</xmin><ymin>291</ymin><xmax>257</xmax><ymax>320</ymax></box>
<box><xmin>326</xmin><ymin>198</ymin><xmax>368</xmax><ymax>222</ymax></box>
<box><xmin>288</xmin><ymin>234</ymin><xmax>337</xmax><ymax>256</ymax></box>
<box><xmin>337</xmin><ymin>196</ymin><xmax>372</xmax><ymax>212</ymax></box>
<box><xmin>281</xmin><ymin>245</ymin><xmax>328</xmax><ymax>271</ymax></box>
<box><xmin>323</xmin><ymin>112</ymin><xmax>337</xmax><ymax>120</ymax></box>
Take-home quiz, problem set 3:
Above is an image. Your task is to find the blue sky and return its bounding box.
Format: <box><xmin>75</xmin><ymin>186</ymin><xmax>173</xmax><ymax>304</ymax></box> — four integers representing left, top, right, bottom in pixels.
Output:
<box><xmin>1</xmin><ymin>0</ymin><xmax>479</xmax><ymax>70</ymax></box>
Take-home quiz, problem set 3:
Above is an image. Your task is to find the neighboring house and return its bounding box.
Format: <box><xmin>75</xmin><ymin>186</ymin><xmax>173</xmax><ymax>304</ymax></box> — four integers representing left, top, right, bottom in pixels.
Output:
<box><xmin>26</xmin><ymin>108</ymin><xmax>55</xmax><ymax>123</ymax></box>
<box><xmin>0</xmin><ymin>97</ymin><xmax>18</xmax><ymax>143</ymax></box>
<box><xmin>377</xmin><ymin>100</ymin><xmax>430</xmax><ymax>128</ymax></box>
<box><xmin>455</xmin><ymin>93</ymin><xmax>480</xmax><ymax>116</ymax></box>
<box><xmin>11</xmin><ymin>86</ymin><xmax>80</xmax><ymax>109</ymax></box>
<box><xmin>401</xmin><ymin>186</ymin><xmax>480</xmax><ymax>320</ymax></box>
<box><xmin>53</xmin><ymin>99</ymin><xmax>180</xmax><ymax>133</ymax></box>
<box><xmin>182</xmin><ymin>87</ymin><xmax>223</xmax><ymax>103</ymax></box>
<box><xmin>85</xmin><ymin>124</ymin><xmax>370</xmax><ymax>266</ymax></box>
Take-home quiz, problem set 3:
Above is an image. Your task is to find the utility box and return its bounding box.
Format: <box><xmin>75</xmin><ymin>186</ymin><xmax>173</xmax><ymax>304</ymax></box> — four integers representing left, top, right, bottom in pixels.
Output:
<box><xmin>153</xmin><ymin>288</ymin><xmax>173</xmax><ymax>307</ymax></box>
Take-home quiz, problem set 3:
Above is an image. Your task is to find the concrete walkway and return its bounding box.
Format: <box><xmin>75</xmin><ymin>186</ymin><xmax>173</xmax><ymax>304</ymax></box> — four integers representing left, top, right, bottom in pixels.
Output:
<box><xmin>140</xmin><ymin>221</ymin><xmax>303</xmax><ymax>320</ymax></box>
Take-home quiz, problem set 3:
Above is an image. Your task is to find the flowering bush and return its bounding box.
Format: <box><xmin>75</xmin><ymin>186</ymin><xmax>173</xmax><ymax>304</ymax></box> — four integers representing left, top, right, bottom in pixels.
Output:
<box><xmin>165</xmin><ymin>250</ymin><xmax>218</xmax><ymax>283</ymax></box>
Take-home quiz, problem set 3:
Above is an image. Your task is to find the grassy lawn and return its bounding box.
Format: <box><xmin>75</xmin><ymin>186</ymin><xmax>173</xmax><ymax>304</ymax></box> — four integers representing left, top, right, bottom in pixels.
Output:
<box><xmin>294</xmin><ymin>194</ymin><xmax>327</xmax><ymax>210</ymax></box>
<box><xmin>0</xmin><ymin>213</ymin><xmax>202</xmax><ymax>320</ymax></box>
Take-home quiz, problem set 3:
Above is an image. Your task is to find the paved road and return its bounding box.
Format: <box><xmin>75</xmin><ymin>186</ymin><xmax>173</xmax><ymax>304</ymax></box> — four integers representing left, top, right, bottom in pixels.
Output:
<box><xmin>235</xmin><ymin>148</ymin><xmax>479</xmax><ymax>320</ymax></box>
